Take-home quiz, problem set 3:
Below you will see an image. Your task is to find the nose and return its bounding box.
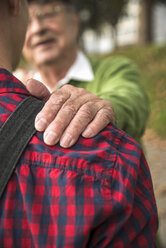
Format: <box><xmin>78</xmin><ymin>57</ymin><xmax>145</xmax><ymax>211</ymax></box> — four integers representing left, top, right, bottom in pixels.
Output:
<box><xmin>28</xmin><ymin>17</ymin><xmax>46</xmax><ymax>35</ymax></box>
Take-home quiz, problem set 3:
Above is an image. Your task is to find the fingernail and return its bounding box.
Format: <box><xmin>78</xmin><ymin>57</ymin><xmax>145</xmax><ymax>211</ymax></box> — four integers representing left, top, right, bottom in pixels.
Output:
<box><xmin>35</xmin><ymin>118</ymin><xmax>47</xmax><ymax>131</ymax></box>
<box><xmin>82</xmin><ymin>128</ymin><xmax>93</xmax><ymax>137</ymax></box>
<box><xmin>60</xmin><ymin>134</ymin><xmax>73</xmax><ymax>148</ymax></box>
<box><xmin>44</xmin><ymin>131</ymin><xmax>57</xmax><ymax>145</ymax></box>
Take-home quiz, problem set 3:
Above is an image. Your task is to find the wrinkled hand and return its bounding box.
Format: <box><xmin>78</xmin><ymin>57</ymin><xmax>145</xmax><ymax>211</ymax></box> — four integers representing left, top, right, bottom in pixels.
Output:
<box><xmin>26</xmin><ymin>79</ymin><xmax>115</xmax><ymax>148</ymax></box>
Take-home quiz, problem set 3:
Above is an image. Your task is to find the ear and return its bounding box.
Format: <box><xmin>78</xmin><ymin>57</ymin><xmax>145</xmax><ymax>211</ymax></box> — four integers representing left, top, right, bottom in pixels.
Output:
<box><xmin>73</xmin><ymin>12</ymin><xmax>79</xmax><ymax>26</ymax></box>
<box><xmin>69</xmin><ymin>12</ymin><xmax>79</xmax><ymax>31</ymax></box>
<box><xmin>8</xmin><ymin>0</ymin><xmax>20</xmax><ymax>16</ymax></box>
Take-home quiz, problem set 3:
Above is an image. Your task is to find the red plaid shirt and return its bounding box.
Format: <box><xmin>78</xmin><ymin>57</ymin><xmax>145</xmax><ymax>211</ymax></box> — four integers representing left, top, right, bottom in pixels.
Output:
<box><xmin>0</xmin><ymin>68</ymin><xmax>158</xmax><ymax>247</ymax></box>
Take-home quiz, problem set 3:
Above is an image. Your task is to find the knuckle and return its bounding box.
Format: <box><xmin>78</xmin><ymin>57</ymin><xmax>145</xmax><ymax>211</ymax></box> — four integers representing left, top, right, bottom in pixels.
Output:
<box><xmin>103</xmin><ymin>111</ymin><xmax>112</xmax><ymax>122</ymax></box>
<box><xmin>49</xmin><ymin>119</ymin><xmax>64</xmax><ymax>132</ymax></box>
<box><xmin>103</xmin><ymin>100</ymin><xmax>113</xmax><ymax>110</ymax></box>
<box><xmin>78</xmin><ymin>87</ymin><xmax>87</xmax><ymax>94</ymax></box>
<box><xmin>63</xmin><ymin>102</ymin><xmax>76</xmax><ymax>114</ymax></box>
<box><xmin>43</xmin><ymin>104</ymin><xmax>57</xmax><ymax>116</ymax></box>
<box><xmin>79</xmin><ymin>106</ymin><xmax>92</xmax><ymax>120</ymax></box>
<box><xmin>86</xmin><ymin>123</ymin><xmax>96</xmax><ymax>133</ymax></box>
<box><xmin>100</xmin><ymin>109</ymin><xmax>115</xmax><ymax>124</ymax></box>
<box><xmin>98</xmin><ymin>100</ymin><xmax>115</xmax><ymax>122</ymax></box>
<box><xmin>50</xmin><ymin>93</ymin><xmax>65</xmax><ymax>105</ymax></box>
<box><xmin>40</xmin><ymin>111</ymin><xmax>53</xmax><ymax>120</ymax></box>
<box><xmin>61</xmin><ymin>84</ymin><xmax>74</xmax><ymax>92</ymax></box>
<box><xmin>68</xmin><ymin>122</ymin><xmax>84</xmax><ymax>136</ymax></box>
<box><xmin>62</xmin><ymin>85</ymin><xmax>88</xmax><ymax>98</ymax></box>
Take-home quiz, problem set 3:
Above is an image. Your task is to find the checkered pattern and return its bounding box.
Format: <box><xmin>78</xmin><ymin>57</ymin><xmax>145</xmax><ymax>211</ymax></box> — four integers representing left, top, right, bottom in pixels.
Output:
<box><xmin>0</xmin><ymin>68</ymin><xmax>158</xmax><ymax>247</ymax></box>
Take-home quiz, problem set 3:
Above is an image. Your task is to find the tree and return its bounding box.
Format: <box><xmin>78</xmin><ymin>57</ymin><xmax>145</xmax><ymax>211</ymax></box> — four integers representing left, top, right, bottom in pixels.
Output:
<box><xmin>139</xmin><ymin>0</ymin><xmax>166</xmax><ymax>44</ymax></box>
<box><xmin>97</xmin><ymin>0</ymin><xmax>129</xmax><ymax>48</ymax></box>
<box><xmin>74</xmin><ymin>0</ymin><xmax>128</xmax><ymax>47</ymax></box>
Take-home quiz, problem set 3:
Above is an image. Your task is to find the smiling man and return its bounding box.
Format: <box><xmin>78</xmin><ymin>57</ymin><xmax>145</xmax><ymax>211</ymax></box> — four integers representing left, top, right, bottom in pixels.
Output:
<box><xmin>25</xmin><ymin>0</ymin><xmax>78</xmax><ymax>78</ymax></box>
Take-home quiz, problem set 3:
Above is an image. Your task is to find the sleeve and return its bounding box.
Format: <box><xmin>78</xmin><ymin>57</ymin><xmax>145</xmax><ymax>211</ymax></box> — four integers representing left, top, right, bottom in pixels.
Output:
<box><xmin>96</xmin><ymin>57</ymin><xmax>150</xmax><ymax>143</ymax></box>
<box><xmin>88</xmin><ymin>145</ymin><xmax>158</xmax><ymax>248</ymax></box>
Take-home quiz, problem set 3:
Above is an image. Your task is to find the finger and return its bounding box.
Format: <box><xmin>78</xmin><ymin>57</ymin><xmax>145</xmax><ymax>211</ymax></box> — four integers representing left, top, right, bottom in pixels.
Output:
<box><xmin>35</xmin><ymin>89</ymin><xmax>71</xmax><ymax>132</ymax></box>
<box><xmin>35</xmin><ymin>85</ymin><xmax>90</xmax><ymax>133</ymax></box>
<box><xmin>59</xmin><ymin>102</ymin><xmax>98</xmax><ymax>148</ymax></box>
<box><xmin>43</xmin><ymin>98</ymin><xmax>83</xmax><ymax>146</ymax></box>
<box><xmin>82</xmin><ymin>107</ymin><xmax>115</xmax><ymax>138</ymax></box>
<box><xmin>26</xmin><ymin>79</ymin><xmax>50</xmax><ymax>101</ymax></box>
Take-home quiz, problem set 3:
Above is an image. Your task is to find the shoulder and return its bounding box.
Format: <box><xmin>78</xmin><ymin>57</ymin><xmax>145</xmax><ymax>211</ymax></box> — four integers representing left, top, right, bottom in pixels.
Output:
<box><xmin>97</xmin><ymin>123</ymin><xmax>142</xmax><ymax>162</ymax></box>
<box><xmin>24</xmin><ymin>122</ymin><xmax>142</xmax><ymax>180</ymax></box>
<box><xmin>87</xmin><ymin>55</ymin><xmax>139</xmax><ymax>79</ymax></box>
<box><xmin>88</xmin><ymin>55</ymin><xmax>137</xmax><ymax>69</ymax></box>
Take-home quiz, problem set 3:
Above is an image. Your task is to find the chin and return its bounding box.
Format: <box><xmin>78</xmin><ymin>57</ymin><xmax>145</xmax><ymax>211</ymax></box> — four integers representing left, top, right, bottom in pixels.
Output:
<box><xmin>36</xmin><ymin>54</ymin><xmax>60</xmax><ymax>67</ymax></box>
<box><xmin>36</xmin><ymin>58</ymin><xmax>56</xmax><ymax>67</ymax></box>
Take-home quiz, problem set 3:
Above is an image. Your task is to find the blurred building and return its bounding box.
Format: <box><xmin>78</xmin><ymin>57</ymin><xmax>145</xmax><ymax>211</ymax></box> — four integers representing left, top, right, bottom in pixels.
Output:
<box><xmin>116</xmin><ymin>0</ymin><xmax>140</xmax><ymax>47</ymax></box>
<box><xmin>153</xmin><ymin>3</ymin><xmax>166</xmax><ymax>43</ymax></box>
<box><xmin>83</xmin><ymin>0</ymin><xmax>166</xmax><ymax>54</ymax></box>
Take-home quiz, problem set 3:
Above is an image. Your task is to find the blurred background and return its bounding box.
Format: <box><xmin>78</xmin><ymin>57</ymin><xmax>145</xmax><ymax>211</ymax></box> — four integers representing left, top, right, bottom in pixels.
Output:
<box><xmin>78</xmin><ymin>0</ymin><xmax>166</xmax><ymax>246</ymax></box>
<box><xmin>76</xmin><ymin>0</ymin><xmax>166</xmax><ymax>138</ymax></box>
<box><xmin>20</xmin><ymin>0</ymin><xmax>166</xmax><ymax>246</ymax></box>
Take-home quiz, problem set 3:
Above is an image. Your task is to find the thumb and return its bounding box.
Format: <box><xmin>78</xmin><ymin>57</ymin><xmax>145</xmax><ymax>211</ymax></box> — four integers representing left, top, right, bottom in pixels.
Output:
<box><xmin>26</xmin><ymin>79</ymin><xmax>50</xmax><ymax>101</ymax></box>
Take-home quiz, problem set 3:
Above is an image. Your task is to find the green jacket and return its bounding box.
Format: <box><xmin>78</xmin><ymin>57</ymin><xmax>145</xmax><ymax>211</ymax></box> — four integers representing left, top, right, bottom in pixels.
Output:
<box><xmin>69</xmin><ymin>56</ymin><xmax>149</xmax><ymax>144</ymax></box>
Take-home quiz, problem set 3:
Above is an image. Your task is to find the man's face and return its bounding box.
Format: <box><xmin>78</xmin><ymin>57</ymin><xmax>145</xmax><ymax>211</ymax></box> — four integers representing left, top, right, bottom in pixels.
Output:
<box><xmin>23</xmin><ymin>1</ymin><xmax>79</xmax><ymax>67</ymax></box>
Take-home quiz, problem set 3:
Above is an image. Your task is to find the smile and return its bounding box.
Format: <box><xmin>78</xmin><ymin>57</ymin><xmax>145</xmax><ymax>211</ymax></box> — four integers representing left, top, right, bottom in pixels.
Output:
<box><xmin>33</xmin><ymin>38</ymin><xmax>56</xmax><ymax>48</ymax></box>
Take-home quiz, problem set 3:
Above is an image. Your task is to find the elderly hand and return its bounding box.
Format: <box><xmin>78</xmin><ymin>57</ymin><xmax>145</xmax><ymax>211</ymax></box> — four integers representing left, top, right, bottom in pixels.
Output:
<box><xmin>26</xmin><ymin>79</ymin><xmax>115</xmax><ymax>148</ymax></box>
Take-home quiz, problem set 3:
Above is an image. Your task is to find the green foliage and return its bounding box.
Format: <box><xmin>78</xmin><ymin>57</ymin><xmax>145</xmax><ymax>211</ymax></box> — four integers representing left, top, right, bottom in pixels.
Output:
<box><xmin>109</xmin><ymin>44</ymin><xmax>166</xmax><ymax>138</ymax></box>
<box><xmin>74</xmin><ymin>0</ymin><xmax>128</xmax><ymax>33</ymax></box>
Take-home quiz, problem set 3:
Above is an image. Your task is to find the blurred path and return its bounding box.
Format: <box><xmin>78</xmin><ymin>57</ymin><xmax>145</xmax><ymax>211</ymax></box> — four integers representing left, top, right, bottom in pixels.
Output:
<box><xmin>143</xmin><ymin>129</ymin><xmax>166</xmax><ymax>247</ymax></box>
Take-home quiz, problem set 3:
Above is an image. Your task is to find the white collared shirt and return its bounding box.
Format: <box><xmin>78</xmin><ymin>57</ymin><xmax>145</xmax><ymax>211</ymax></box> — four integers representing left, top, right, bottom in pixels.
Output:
<box><xmin>34</xmin><ymin>51</ymin><xmax>94</xmax><ymax>92</ymax></box>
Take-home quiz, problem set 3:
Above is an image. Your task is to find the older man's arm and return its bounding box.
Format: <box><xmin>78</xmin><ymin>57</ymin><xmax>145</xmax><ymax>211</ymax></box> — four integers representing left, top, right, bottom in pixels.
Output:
<box><xmin>26</xmin><ymin>79</ymin><xmax>115</xmax><ymax>148</ymax></box>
